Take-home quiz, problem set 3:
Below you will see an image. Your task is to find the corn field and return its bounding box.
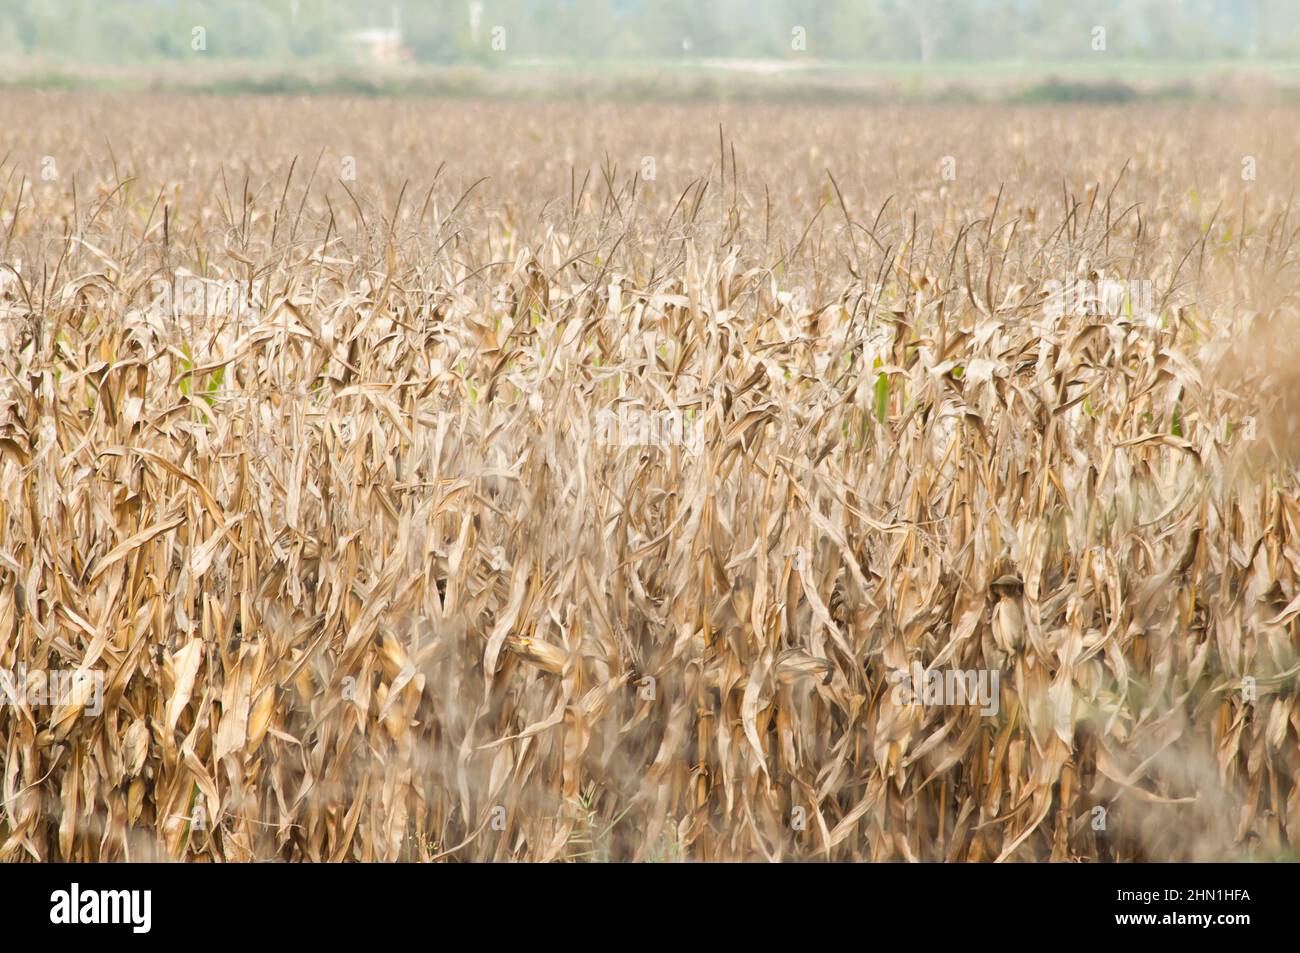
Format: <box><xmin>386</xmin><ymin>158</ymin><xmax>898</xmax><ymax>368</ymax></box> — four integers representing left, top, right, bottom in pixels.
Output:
<box><xmin>1</xmin><ymin>92</ymin><xmax>1298</xmax><ymax>861</ymax></box>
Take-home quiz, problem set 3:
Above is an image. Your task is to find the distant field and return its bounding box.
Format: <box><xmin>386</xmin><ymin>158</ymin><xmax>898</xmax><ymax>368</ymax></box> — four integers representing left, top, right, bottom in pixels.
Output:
<box><xmin>5</xmin><ymin>58</ymin><xmax>1300</xmax><ymax>103</ymax></box>
<box><xmin>1</xmin><ymin>92</ymin><xmax>1298</xmax><ymax>860</ymax></box>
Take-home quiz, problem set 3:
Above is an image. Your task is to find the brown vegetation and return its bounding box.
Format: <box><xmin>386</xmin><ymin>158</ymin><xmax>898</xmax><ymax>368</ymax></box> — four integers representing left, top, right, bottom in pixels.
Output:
<box><xmin>1</xmin><ymin>92</ymin><xmax>1298</xmax><ymax>860</ymax></box>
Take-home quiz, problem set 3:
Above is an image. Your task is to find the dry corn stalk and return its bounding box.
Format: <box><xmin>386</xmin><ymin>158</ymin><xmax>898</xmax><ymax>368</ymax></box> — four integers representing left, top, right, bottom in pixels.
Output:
<box><xmin>0</xmin><ymin>93</ymin><xmax>1297</xmax><ymax>862</ymax></box>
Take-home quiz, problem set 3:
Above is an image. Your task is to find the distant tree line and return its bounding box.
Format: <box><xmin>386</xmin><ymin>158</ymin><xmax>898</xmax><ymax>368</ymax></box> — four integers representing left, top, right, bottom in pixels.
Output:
<box><xmin>1</xmin><ymin>0</ymin><xmax>1295</xmax><ymax>64</ymax></box>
